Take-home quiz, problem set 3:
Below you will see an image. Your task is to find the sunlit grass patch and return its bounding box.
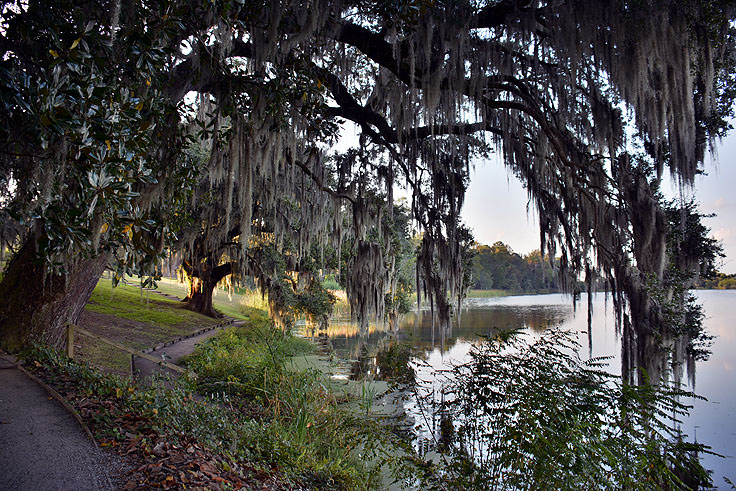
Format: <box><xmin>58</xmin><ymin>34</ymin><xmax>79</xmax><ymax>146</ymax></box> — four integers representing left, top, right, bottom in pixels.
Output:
<box><xmin>466</xmin><ymin>289</ymin><xmax>511</xmax><ymax>298</ymax></box>
<box><xmin>86</xmin><ymin>280</ymin><xmax>202</xmax><ymax>326</ymax></box>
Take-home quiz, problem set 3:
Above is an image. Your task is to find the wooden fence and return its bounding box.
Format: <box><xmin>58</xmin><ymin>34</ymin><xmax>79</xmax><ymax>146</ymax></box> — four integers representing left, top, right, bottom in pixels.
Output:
<box><xmin>65</xmin><ymin>323</ymin><xmax>186</xmax><ymax>375</ymax></box>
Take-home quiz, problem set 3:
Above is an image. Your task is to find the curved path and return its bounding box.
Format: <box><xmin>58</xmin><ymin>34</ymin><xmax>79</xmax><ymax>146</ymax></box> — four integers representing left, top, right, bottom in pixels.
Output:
<box><xmin>127</xmin><ymin>284</ymin><xmax>246</xmax><ymax>379</ymax></box>
<box><xmin>0</xmin><ymin>355</ymin><xmax>114</xmax><ymax>491</ymax></box>
<box><xmin>133</xmin><ymin>318</ymin><xmax>244</xmax><ymax>379</ymax></box>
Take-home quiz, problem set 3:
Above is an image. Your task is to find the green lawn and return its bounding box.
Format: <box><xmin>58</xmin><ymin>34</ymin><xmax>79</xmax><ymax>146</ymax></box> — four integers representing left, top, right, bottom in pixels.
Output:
<box><xmin>78</xmin><ymin>279</ymin><xmax>222</xmax><ymax>374</ymax></box>
<box><xmin>152</xmin><ymin>276</ymin><xmax>268</xmax><ymax>320</ymax></box>
<box><xmin>466</xmin><ymin>289</ymin><xmax>511</xmax><ymax>298</ymax></box>
<box><xmin>87</xmin><ymin>279</ymin><xmax>206</xmax><ymax>326</ymax></box>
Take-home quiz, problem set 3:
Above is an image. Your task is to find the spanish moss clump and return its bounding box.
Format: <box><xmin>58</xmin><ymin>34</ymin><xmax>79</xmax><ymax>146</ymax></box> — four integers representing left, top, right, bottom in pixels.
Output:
<box><xmin>170</xmin><ymin>2</ymin><xmax>732</xmax><ymax>374</ymax></box>
<box><xmin>2</xmin><ymin>1</ymin><xmax>733</xmax><ymax>370</ymax></box>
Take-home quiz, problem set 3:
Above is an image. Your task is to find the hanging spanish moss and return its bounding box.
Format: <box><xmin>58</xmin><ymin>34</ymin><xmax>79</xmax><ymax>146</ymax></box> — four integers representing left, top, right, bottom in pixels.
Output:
<box><xmin>115</xmin><ymin>0</ymin><xmax>733</xmax><ymax>379</ymax></box>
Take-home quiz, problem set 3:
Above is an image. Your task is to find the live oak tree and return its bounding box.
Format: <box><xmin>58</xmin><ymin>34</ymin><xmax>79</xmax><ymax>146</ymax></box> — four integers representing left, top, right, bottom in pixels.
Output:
<box><xmin>1</xmin><ymin>0</ymin><xmax>734</xmax><ymax>383</ymax></box>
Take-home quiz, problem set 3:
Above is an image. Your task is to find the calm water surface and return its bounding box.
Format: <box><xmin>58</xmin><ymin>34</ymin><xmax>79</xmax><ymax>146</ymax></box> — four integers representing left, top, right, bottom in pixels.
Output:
<box><xmin>321</xmin><ymin>291</ymin><xmax>736</xmax><ymax>487</ymax></box>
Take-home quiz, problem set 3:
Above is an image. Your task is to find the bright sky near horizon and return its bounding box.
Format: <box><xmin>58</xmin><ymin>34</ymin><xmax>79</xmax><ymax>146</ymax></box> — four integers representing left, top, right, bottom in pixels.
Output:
<box><xmin>462</xmin><ymin>134</ymin><xmax>736</xmax><ymax>274</ymax></box>
<box><xmin>335</xmin><ymin>119</ymin><xmax>736</xmax><ymax>274</ymax></box>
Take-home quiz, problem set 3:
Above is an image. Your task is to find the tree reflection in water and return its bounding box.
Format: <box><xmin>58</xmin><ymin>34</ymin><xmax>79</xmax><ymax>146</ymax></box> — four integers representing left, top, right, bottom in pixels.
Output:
<box><xmin>298</xmin><ymin>293</ymin><xmax>719</xmax><ymax>487</ymax></box>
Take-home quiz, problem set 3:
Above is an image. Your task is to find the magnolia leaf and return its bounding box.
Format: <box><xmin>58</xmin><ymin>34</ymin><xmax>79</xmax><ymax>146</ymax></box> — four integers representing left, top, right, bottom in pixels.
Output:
<box><xmin>87</xmin><ymin>195</ymin><xmax>98</xmax><ymax>216</ymax></box>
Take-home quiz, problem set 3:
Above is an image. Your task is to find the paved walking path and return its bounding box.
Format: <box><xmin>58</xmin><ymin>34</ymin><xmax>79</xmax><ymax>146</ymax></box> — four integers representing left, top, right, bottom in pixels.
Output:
<box><xmin>0</xmin><ymin>355</ymin><xmax>114</xmax><ymax>491</ymax></box>
<box><xmin>0</xmin><ymin>288</ymin><xmax>245</xmax><ymax>488</ymax></box>
<box><xmin>133</xmin><ymin>318</ymin><xmax>244</xmax><ymax>378</ymax></box>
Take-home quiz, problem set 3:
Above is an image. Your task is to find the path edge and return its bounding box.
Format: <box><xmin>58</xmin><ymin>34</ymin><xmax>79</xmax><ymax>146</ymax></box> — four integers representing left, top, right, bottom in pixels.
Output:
<box><xmin>18</xmin><ymin>361</ymin><xmax>97</xmax><ymax>443</ymax></box>
<box><xmin>1</xmin><ymin>351</ymin><xmax>114</xmax><ymax>489</ymax></box>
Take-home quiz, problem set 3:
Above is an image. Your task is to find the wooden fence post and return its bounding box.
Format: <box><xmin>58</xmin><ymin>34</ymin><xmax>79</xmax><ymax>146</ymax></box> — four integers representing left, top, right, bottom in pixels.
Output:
<box><xmin>66</xmin><ymin>323</ymin><xmax>74</xmax><ymax>359</ymax></box>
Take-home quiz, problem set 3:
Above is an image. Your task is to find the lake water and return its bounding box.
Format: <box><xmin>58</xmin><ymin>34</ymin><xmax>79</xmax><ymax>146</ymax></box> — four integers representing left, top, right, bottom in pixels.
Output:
<box><xmin>318</xmin><ymin>290</ymin><xmax>736</xmax><ymax>487</ymax></box>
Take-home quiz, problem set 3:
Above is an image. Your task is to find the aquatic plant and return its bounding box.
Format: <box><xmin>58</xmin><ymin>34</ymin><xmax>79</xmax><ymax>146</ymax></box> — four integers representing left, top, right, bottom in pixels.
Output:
<box><xmin>422</xmin><ymin>328</ymin><xmax>713</xmax><ymax>490</ymax></box>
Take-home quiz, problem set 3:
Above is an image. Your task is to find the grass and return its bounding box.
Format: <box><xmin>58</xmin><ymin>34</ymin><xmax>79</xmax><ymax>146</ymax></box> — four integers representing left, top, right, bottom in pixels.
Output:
<box><xmin>183</xmin><ymin>322</ymin><xmax>403</xmax><ymax>489</ymax></box>
<box><xmin>87</xmin><ymin>280</ymin><xmax>210</xmax><ymax>326</ymax></box>
<box><xmin>78</xmin><ymin>338</ymin><xmax>132</xmax><ymax>374</ymax></box>
<box><xmin>466</xmin><ymin>289</ymin><xmax>512</xmax><ymax>298</ymax></box>
<box><xmin>144</xmin><ymin>275</ymin><xmax>188</xmax><ymax>298</ymax></box>
<box><xmin>77</xmin><ymin>279</ymin><xmax>221</xmax><ymax>374</ymax></box>
<box><xmin>78</xmin><ymin>275</ymin><xmax>274</xmax><ymax>373</ymax></box>
<box><xmin>152</xmin><ymin>276</ymin><xmax>267</xmax><ymax>320</ymax></box>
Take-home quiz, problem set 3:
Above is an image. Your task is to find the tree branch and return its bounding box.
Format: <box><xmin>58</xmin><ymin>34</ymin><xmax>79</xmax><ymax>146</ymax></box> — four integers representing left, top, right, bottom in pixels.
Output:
<box><xmin>286</xmin><ymin>150</ymin><xmax>357</xmax><ymax>205</ymax></box>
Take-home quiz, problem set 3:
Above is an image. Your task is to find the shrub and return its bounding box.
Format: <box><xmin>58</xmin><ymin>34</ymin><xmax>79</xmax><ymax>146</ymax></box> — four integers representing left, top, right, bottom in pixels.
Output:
<box><xmin>422</xmin><ymin>328</ymin><xmax>713</xmax><ymax>491</ymax></box>
<box><xmin>185</xmin><ymin>324</ymin><xmax>389</xmax><ymax>490</ymax></box>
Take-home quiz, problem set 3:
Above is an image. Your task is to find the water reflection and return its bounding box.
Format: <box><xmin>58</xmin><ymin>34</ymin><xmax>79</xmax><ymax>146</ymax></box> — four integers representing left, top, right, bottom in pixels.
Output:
<box><xmin>314</xmin><ymin>298</ymin><xmax>574</xmax><ymax>361</ymax></box>
<box><xmin>302</xmin><ymin>291</ymin><xmax>736</xmax><ymax>488</ymax></box>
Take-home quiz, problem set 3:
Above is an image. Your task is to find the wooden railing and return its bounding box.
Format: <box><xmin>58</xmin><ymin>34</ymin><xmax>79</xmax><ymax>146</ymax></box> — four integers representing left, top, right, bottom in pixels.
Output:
<box><xmin>65</xmin><ymin>323</ymin><xmax>186</xmax><ymax>375</ymax></box>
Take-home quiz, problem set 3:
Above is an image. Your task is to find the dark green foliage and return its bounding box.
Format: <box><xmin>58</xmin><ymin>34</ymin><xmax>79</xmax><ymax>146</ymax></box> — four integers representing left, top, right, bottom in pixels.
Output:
<box><xmin>423</xmin><ymin>329</ymin><xmax>713</xmax><ymax>491</ymax></box>
<box><xmin>471</xmin><ymin>242</ymin><xmax>560</xmax><ymax>293</ymax></box>
<box><xmin>375</xmin><ymin>342</ymin><xmax>415</xmax><ymax>385</ymax></box>
<box><xmin>1</xmin><ymin>0</ymin><xmax>198</xmax><ymax>275</ymax></box>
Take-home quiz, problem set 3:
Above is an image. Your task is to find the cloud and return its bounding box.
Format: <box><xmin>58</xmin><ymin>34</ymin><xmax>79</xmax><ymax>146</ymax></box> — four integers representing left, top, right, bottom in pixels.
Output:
<box><xmin>712</xmin><ymin>197</ymin><xmax>729</xmax><ymax>210</ymax></box>
<box><xmin>713</xmin><ymin>227</ymin><xmax>736</xmax><ymax>242</ymax></box>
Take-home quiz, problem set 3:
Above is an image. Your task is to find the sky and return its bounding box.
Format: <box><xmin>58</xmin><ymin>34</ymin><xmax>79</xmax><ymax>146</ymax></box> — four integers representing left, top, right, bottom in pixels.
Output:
<box><xmin>462</xmin><ymin>135</ymin><xmax>736</xmax><ymax>274</ymax></box>
<box><xmin>336</xmin><ymin>119</ymin><xmax>736</xmax><ymax>274</ymax></box>
<box><xmin>462</xmin><ymin>157</ymin><xmax>539</xmax><ymax>253</ymax></box>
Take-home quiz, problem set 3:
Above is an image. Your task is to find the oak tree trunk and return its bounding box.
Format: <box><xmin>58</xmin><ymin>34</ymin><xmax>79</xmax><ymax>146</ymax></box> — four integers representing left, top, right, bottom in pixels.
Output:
<box><xmin>0</xmin><ymin>233</ymin><xmax>109</xmax><ymax>352</ymax></box>
<box><xmin>181</xmin><ymin>260</ymin><xmax>232</xmax><ymax>318</ymax></box>
<box><xmin>185</xmin><ymin>277</ymin><xmax>219</xmax><ymax>317</ymax></box>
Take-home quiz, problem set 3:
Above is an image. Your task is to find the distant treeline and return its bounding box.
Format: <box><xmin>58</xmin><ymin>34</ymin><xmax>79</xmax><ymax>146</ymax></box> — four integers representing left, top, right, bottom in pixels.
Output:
<box><xmin>696</xmin><ymin>272</ymin><xmax>736</xmax><ymax>289</ymax></box>
<box><xmin>471</xmin><ymin>242</ymin><xmax>561</xmax><ymax>292</ymax></box>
